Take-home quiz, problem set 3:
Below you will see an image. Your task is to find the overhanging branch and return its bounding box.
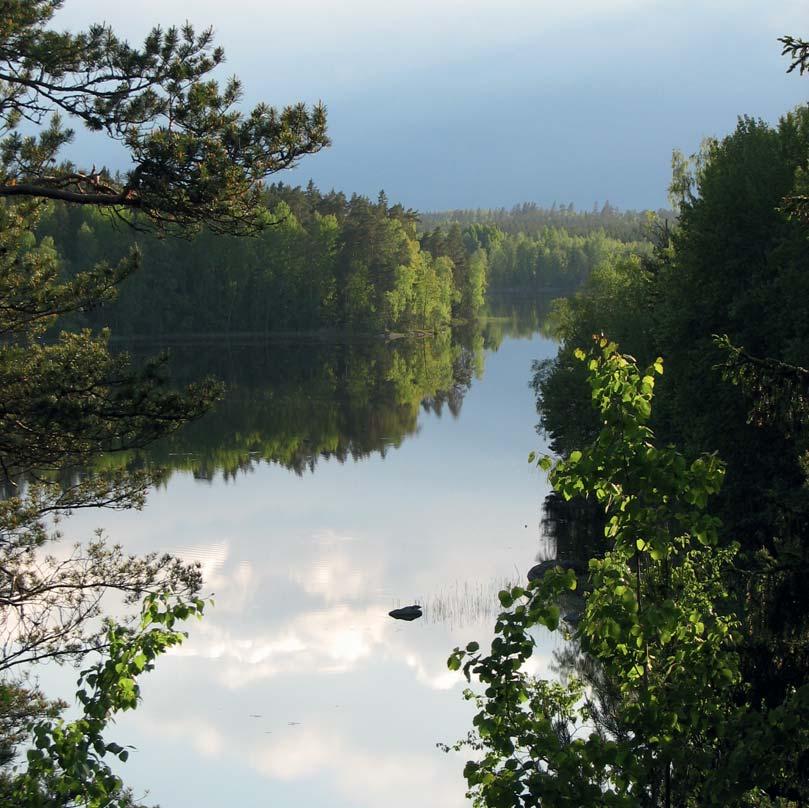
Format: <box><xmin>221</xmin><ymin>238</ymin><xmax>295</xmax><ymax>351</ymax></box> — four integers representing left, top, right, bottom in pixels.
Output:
<box><xmin>0</xmin><ymin>183</ymin><xmax>135</xmax><ymax>207</ymax></box>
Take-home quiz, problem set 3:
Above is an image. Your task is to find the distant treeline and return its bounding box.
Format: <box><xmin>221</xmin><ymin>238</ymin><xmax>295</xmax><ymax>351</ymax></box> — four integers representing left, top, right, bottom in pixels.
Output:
<box><xmin>41</xmin><ymin>185</ymin><xmax>468</xmax><ymax>335</ymax></box>
<box><xmin>422</xmin><ymin>222</ymin><xmax>650</xmax><ymax>292</ymax></box>
<box><xmin>39</xmin><ymin>183</ymin><xmax>652</xmax><ymax>335</ymax></box>
<box><xmin>420</xmin><ymin>200</ymin><xmax>673</xmax><ymax>241</ymax></box>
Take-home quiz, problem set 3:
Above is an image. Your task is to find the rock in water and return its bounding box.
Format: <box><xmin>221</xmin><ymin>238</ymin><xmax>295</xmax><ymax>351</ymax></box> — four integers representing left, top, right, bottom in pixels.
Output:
<box><xmin>527</xmin><ymin>559</ymin><xmax>586</xmax><ymax>581</ymax></box>
<box><xmin>389</xmin><ymin>605</ymin><xmax>423</xmax><ymax>621</ymax></box>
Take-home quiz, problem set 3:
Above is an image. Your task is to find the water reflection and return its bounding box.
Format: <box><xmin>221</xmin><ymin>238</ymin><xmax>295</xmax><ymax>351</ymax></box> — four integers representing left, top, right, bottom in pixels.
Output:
<box><xmin>422</xmin><ymin>577</ymin><xmax>519</xmax><ymax>628</ymax></box>
<box><xmin>48</xmin><ymin>302</ymin><xmax>561</xmax><ymax>808</ymax></box>
<box><xmin>120</xmin><ymin>331</ymin><xmax>482</xmax><ymax>479</ymax></box>
<box><xmin>106</xmin><ymin>299</ymin><xmax>548</xmax><ymax>482</ymax></box>
<box><xmin>540</xmin><ymin>491</ymin><xmax>606</xmax><ymax>567</ymax></box>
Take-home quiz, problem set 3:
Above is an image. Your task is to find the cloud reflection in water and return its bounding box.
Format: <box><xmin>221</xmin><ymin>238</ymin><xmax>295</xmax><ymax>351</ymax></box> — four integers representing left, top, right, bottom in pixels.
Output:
<box><xmin>55</xmin><ymin>330</ymin><xmax>561</xmax><ymax>807</ymax></box>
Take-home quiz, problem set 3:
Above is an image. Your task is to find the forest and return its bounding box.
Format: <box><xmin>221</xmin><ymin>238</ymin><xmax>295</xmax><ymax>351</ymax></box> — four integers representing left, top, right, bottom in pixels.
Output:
<box><xmin>420</xmin><ymin>201</ymin><xmax>673</xmax><ymax>241</ymax></box>
<box><xmin>38</xmin><ymin>182</ymin><xmax>644</xmax><ymax>335</ymax></box>
<box><xmin>2</xmin><ymin>2</ymin><xmax>809</xmax><ymax>807</ymax></box>
<box><xmin>448</xmin><ymin>67</ymin><xmax>809</xmax><ymax>807</ymax></box>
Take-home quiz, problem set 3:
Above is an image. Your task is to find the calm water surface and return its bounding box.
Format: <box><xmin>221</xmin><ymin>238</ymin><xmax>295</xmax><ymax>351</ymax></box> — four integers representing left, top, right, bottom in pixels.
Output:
<box><xmin>50</xmin><ymin>311</ymin><xmax>563</xmax><ymax>808</ymax></box>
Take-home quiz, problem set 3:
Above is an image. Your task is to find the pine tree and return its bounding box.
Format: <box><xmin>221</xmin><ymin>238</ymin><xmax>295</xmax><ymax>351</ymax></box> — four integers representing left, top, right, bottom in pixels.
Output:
<box><xmin>0</xmin><ymin>1</ymin><xmax>329</xmax><ymax>792</ymax></box>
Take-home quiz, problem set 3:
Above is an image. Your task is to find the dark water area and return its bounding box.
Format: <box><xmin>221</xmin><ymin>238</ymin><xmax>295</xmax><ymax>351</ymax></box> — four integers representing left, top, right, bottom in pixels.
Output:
<box><xmin>44</xmin><ymin>298</ymin><xmax>568</xmax><ymax>808</ymax></box>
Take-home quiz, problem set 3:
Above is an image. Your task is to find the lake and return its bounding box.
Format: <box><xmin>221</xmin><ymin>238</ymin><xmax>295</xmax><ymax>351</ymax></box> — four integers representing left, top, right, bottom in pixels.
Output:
<box><xmin>49</xmin><ymin>304</ymin><xmax>564</xmax><ymax>808</ymax></box>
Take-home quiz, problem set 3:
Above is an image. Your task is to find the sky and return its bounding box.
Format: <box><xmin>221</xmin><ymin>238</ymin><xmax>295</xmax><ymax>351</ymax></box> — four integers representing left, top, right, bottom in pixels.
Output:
<box><xmin>53</xmin><ymin>0</ymin><xmax>809</xmax><ymax>212</ymax></box>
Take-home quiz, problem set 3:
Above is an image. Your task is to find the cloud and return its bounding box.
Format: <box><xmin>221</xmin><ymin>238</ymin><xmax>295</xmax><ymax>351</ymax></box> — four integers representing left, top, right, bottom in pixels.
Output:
<box><xmin>134</xmin><ymin>715</ymin><xmax>228</xmax><ymax>760</ymax></box>
<box><xmin>250</xmin><ymin>726</ymin><xmax>465</xmax><ymax>808</ymax></box>
<box><xmin>128</xmin><ymin>706</ymin><xmax>468</xmax><ymax>808</ymax></box>
<box><xmin>291</xmin><ymin>529</ymin><xmax>383</xmax><ymax>603</ymax></box>
<box><xmin>172</xmin><ymin>604</ymin><xmax>390</xmax><ymax>687</ymax></box>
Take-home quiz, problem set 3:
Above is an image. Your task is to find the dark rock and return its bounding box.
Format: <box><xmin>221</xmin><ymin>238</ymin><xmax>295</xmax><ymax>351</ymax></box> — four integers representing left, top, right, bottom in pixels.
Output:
<box><xmin>388</xmin><ymin>605</ymin><xmax>423</xmax><ymax>621</ymax></box>
<box><xmin>527</xmin><ymin>559</ymin><xmax>586</xmax><ymax>581</ymax></box>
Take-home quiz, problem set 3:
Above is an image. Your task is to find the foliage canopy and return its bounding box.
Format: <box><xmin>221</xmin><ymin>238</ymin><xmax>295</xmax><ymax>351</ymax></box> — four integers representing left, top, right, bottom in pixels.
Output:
<box><xmin>451</xmin><ymin>343</ymin><xmax>809</xmax><ymax>806</ymax></box>
<box><xmin>0</xmin><ymin>1</ymin><xmax>327</xmax><ymax>802</ymax></box>
<box><xmin>0</xmin><ymin>1</ymin><xmax>329</xmax><ymax>234</ymax></box>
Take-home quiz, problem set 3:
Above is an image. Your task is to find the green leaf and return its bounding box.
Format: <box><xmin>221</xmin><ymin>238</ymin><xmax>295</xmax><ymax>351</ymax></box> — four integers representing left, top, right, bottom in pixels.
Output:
<box><xmin>543</xmin><ymin>605</ymin><xmax>561</xmax><ymax>631</ymax></box>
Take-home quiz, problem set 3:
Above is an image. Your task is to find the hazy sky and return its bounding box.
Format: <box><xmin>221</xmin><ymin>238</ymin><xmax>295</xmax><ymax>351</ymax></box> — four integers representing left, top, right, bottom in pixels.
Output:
<box><xmin>53</xmin><ymin>1</ymin><xmax>809</xmax><ymax>211</ymax></box>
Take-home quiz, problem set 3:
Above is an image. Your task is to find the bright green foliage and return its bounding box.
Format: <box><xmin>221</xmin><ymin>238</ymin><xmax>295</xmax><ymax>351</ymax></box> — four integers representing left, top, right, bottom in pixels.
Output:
<box><xmin>464</xmin><ymin>248</ymin><xmax>488</xmax><ymax>313</ymax></box>
<box><xmin>532</xmin><ymin>253</ymin><xmax>656</xmax><ymax>458</ymax></box>
<box><xmin>486</xmin><ymin>229</ymin><xmax>649</xmax><ymax>292</ymax></box>
<box><xmin>453</xmin><ymin>41</ymin><xmax>809</xmax><ymax>808</ymax></box>
<box><xmin>412</xmin><ymin>254</ymin><xmax>454</xmax><ymax>329</ymax></box>
<box><xmin>6</xmin><ymin>593</ymin><xmax>206</xmax><ymax>807</ymax></box>
<box><xmin>38</xmin><ymin>185</ymin><xmax>463</xmax><ymax>335</ymax></box>
<box><xmin>422</xmin><ymin>221</ymin><xmax>649</xmax><ymax>296</ymax></box>
<box><xmin>447</xmin><ymin>343</ymin><xmax>796</xmax><ymax>807</ymax></box>
<box><xmin>535</xmin><ymin>101</ymin><xmax>809</xmax><ymax>752</ymax></box>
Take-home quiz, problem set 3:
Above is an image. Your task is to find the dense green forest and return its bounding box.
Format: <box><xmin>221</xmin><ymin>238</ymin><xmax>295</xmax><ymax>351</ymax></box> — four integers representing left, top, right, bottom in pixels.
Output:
<box><xmin>428</xmin><ymin>222</ymin><xmax>651</xmax><ymax>291</ymax></box>
<box><xmin>537</xmin><ymin>108</ymin><xmax>809</xmax><ymax>559</ymax></box>
<box><xmin>38</xmin><ymin>183</ymin><xmax>651</xmax><ymax>335</ymax></box>
<box><xmin>40</xmin><ymin>187</ymin><xmax>462</xmax><ymax>334</ymax></box>
<box><xmin>449</xmin><ymin>103</ymin><xmax>809</xmax><ymax>804</ymax></box>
